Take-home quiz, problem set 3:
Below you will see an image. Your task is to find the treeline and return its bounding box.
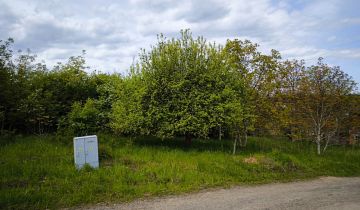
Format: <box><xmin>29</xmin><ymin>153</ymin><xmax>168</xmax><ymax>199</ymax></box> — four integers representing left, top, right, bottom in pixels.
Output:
<box><xmin>0</xmin><ymin>30</ymin><xmax>359</xmax><ymax>154</ymax></box>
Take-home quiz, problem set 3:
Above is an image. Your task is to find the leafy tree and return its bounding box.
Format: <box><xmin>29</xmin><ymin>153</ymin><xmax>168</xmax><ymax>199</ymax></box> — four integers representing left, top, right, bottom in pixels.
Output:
<box><xmin>0</xmin><ymin>38</ymin><xmax>15</xmax><ymax>133</ymax></box>
<box><xmin>111</xmin><ymin>67</ymin><xmax>147</xmax><ymax>136</ymax></box>
<box><xmin>275</xmin><ymin>59</ymin><xmax>306</xmax><ymax>141</ymax></box>
<box><xmin>296</xmin><ymin>58</ymin><xmax>356</xmax><ymax>154</ymax></box>
<box><xmin>94</xmin><ymin>73</ymin><xmax>123</xmax><ymax>131</ymax></box>
<box><xmin>112</xmin><ymin>30</ymin><xmax>234</xmax><ymax>144</ymax></box>
<box><xmin>0</xmin><ymin>39</ymin><xmax>39</xmax><ymax>133</ymax></box>
<box><xmin>223</xmin><ymin>39</ymin><xmax>257</xmax><ymax>150</ymax></box>
<box><xmin>223</xmin><ymin>39</ymin><xmax>282</xmax><ymax>152</ymax></box>
<box><xmin>346</xmin><ymin>94</ymin><xmax>360</xmax><ymax>145</ymax></box>
<box><xmin>60</xmin><ymin>99</ymin><xmax>102</xmax><ymax>136</ymax></box>
<box><xmin>1</xmin><ymin>34</ymin><xmax>359</xmax><ymax>155</ymax></box>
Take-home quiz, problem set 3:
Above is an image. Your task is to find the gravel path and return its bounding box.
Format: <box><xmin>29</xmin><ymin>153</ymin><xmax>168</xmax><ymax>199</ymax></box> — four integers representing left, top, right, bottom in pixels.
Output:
<box><xmin>78</xmin><ymin>177</ymin><xmax>360</xmax><ymax>210</ymax></box>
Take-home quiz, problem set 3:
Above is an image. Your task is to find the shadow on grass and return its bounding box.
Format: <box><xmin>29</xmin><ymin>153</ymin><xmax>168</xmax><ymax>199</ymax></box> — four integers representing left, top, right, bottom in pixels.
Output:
<box><xmin>128</xmin><ymin>135</ymin><xmax>358</xmax><ymax>156</ymax></box>
<box><xmin>129</xmin><ymin>135</ymin><xmax>318</xmax><ymax>155</ymax></box>
<box><xmin>132</xmin><ymin>136</ymin><xmax>232</xmax><ymax>152</ymax></box>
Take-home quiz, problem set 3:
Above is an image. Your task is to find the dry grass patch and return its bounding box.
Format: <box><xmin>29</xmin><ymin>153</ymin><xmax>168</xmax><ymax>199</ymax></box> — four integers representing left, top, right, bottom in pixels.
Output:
<box><xmin>243</xmin><ymin>156</ymin><xmax>259</xmax><ymax>164</ymax></box>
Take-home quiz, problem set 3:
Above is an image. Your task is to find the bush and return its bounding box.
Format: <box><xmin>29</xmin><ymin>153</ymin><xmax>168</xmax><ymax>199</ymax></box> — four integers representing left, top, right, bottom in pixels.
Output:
<box><xmin>58</xmin><ymin>99</ymin><xmax>106</xmax><ymax>136</ymax></box>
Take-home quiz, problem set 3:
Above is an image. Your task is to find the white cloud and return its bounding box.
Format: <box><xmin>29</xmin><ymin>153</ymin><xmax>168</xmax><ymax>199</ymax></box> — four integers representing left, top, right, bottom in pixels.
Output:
<box><xmin>0</xmin><ymin>0</ymin><xmax>359</xmax><ymax>82</ymax></box>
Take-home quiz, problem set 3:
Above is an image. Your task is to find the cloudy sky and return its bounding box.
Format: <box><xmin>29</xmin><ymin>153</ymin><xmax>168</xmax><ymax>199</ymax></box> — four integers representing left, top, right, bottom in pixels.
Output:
<box><xmin>1</xmin><ymin>0</ymin><xmax>360</xmax><ymax>83</ymax></box>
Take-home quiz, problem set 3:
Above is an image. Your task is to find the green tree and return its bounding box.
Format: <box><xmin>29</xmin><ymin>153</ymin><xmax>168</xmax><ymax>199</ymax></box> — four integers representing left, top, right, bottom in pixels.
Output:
<box><xmin>0</xmin><ymin>40</ymin><xmax>38</xmax><ymax>133</ymax></box>
<box><xmin>94</xmin><ymin>73</ymin><xmax>123</xmax><ymax>132</ymax></box>
<box><xmin>112</xmin><ymin>30</ymin><xmax>234</xmax><ymax>144</ymax></box>
<box><xmin>275</xmin><ymin>59</ymin><xmax>306</xmax><ymax>141</ymax></box>
<box><xmin>0</xmin><ymin>38</ymin><xmax>15</xmax><ymax>133</ymax></box>
<box><xmin>223</xmin><ymin>39</ymin><xmax>281</xmax><ymax>152</ymax></box>
<box><xmin>111</xmin><ymin>67</ymin><xmax>147</xmax><ymax>136</ymax></box>
<box><xmin>61</xmin><ymin>99</ymin><xmax>102</xmax><ymax>136</ymax></box>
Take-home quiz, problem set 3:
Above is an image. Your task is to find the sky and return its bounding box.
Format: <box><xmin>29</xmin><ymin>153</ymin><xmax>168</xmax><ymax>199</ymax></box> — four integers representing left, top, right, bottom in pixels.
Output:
<box><xmin>1</xmin><ymin>0</ymin><xmax>360</xmax><ymax>83</ymax></box>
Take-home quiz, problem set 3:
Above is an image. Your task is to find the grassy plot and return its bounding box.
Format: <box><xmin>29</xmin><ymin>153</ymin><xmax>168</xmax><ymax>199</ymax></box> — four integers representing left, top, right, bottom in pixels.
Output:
<box><xmin>1</xmin><ymin>135</ymin><xmax>359</xmax><ymax>209</ymax></box>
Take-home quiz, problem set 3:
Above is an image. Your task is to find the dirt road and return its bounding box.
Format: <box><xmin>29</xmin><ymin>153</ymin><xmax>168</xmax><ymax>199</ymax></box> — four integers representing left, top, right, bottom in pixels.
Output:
<box><xmin>81</xmin><ymin>177</ymin><xmax>360</xmax><ymax>210</ymax></box>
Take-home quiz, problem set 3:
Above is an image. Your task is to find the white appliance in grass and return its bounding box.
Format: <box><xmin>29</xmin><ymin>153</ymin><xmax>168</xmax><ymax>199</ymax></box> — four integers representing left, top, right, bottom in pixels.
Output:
<box><xmin>73</xmin><ymin>135</ymin><xmax>99</xmax><ymax>169</ymax></box>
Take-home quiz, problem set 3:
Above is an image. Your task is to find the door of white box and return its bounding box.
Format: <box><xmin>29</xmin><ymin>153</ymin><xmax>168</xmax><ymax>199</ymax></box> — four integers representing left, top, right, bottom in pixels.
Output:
<box><xmin>74</xmin><ymin>138</ymin><xmax>86</xmax><ymax>169</ymax></box>
<box><xmin>85</xmin><ymin>137</ymin><xmax>99</xmax><ymax>168</ymax></box>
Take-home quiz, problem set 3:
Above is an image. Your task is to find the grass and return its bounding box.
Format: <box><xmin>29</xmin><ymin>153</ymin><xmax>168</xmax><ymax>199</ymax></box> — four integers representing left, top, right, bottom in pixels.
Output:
<box><xmin>1</xmin><ymin>134</ymin><xmax>359</xmax><ymax>209</ymax></box>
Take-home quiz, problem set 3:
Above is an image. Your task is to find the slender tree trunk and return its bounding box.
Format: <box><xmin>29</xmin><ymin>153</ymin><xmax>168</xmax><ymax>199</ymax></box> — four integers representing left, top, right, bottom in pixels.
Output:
<box><xmin>323</xmin><ymin>119</ymin><xmax>338</xmax><ymax>153</ymax></box>
<box><xmin>315</xmin><ymin>121</ymin><xmax>322</xmax><ymax>155</ymax></box>
<box><xmin>316</xmin><ymin>133</ymin><xmax>321</xmax><ymax>155</ymax></box>
<box><xmin>233</xmin><ymin>131</ymin><xmax>241</xmax><ymax>155</ymax></box>
<box><xmin>323</xmin><ymin>138</ymin><xmax>329</xmax><ymax>153</ymax></box>
<box><xmin>323</xmin><ymin>132</ymin><xmax>334</xmax><ymax>153</ymax></box>
<box><xmin>242</xmin><ymin>129</ymin><xmax>248</xmax><ymax>147</ymax></box>
<box><xmin>233</xmin><ymin>137</ymin><xmax>237</xmax><ymax>155</ymax></box>
<box><xmin>317</xmin><ymin>142</ymin><xmax>321</xmax><ymax>155</ymax></box>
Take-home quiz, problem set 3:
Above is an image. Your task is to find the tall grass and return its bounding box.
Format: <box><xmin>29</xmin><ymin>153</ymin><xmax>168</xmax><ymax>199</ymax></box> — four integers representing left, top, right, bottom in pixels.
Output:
<box><xmin>1</xmin><ymin>134</ymin><xmax>359</xmax><ymax>209</ymax></box>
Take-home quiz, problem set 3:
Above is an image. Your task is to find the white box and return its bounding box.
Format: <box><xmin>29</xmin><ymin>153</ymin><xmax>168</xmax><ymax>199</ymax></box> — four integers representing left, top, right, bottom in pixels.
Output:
<box><xmin>74</xmin><ymin>135</ymin><xmax>99</xmax><ymax>169</ymax></box>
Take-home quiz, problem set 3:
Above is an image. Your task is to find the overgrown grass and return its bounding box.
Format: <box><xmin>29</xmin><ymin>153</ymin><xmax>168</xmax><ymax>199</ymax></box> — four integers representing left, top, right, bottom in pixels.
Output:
<box><xmin>1</xmin><ymin>134</ymin><xmax>359</xmax><ymax>209</ymax></box>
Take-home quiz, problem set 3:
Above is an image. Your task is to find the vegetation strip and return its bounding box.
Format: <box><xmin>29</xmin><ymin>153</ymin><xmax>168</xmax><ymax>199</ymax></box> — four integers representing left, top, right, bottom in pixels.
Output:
<box><xmin>1</xmin><ymin>135</ymin><xmax>359</xmax><ymax>209</ymax></box>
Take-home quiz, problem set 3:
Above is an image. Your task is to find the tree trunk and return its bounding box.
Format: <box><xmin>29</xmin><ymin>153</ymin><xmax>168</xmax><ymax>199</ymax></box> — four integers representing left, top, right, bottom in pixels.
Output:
<box><xmin>316</xmin><ymin>131</ymin><xmax>322</xmax><ymax>155</ymax></box>
<box><xmin>317</xmin><ymin>142</ymin><xmax>321</xmax><ymax>155</ymax></box>
<box><xmin>242</xmin><ymin>130</ymin><xmax>248</xmax><ymax>147</ymax></box>
<box><xmin>323</xmin><ymin>139</ymin><xmax>329</xmax><ymax>153</ymax></box>
<box><xmin>233</xmin><ymin>137</ymin><xmax>237</xmax><ymax>155</ymax></box>
<box><xmin>233</xmin><ymin>132</ymin><xmax>241</xmax><ymax>155</ymax></box>
<box><xmin>323</xmin><ymin>132</ymin><xmax>333</xmax><ymax>153</ymax></box>
<box><xmin>315</xmin><ymin>123</ymin><xmax>322</xmax><ymax>155</ymax></box>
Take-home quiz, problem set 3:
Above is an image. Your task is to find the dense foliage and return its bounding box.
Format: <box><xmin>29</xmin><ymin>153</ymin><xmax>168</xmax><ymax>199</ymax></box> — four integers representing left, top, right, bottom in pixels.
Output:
<box><xmin>0</xmin><ymin>30</ymin><xmax>358</xmax><ymax>154</ymax></box>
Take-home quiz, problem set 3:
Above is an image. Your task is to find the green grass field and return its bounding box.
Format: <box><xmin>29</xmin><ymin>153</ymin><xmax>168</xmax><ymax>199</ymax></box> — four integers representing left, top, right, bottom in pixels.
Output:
<box><xmin>1</xmin><ymin>135</ymin><xmax>359</xmax><ymax>209</ymax></box>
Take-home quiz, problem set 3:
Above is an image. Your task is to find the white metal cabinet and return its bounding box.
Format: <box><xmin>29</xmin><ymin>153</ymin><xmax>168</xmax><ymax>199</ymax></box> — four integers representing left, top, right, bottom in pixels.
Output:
<box><xmin>84</xmin><ymin>137</ymin><xmax>99</xmax><ymax>168</ymax></box>
<box><xmin>74</xmin><ymin>135</ymin><xmax>99</xmax><ymax>169</ymax></box>
<box><xmin>74</xmin><ymin>137</ymin><xmax>86</xmax><ymax>168</ymax></box>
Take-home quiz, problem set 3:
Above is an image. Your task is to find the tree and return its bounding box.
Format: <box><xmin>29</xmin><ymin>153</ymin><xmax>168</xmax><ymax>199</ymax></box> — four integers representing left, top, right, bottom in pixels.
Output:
<box><xmin>111</xmin><ymin>67</ymin><xmax>147</xmax><ymax>136</ymax></box>
<box><xmin>61</xmin><ymin>99</ymin><xmax>103</xmax><ymax>136</ymax></box>
<box><xmin>223</xmin><ymin>39</ymin><xmax>281</xmax><ymax>152</ymax></box>
<box><xmin>296</xmin><ymin>58</ymin><xmax>356</xmax><ymax>154</ymax></box>
<box><xmin>0</xmin><ymin>40</ymin><xmax>38</xmax><ymax>133</ymax></box>
<box><xmin>0</xmin><ymin>38</ymin><xmax>15</xmax><ymax>133</ymax></box>
<box><xmin>94</xmin><ymin>73</ymin><xmax>123</xmax><ymax>132</ymax></box>
<box><xmin>276</xmin><ymin>59</ymin><xmax>306</xmax><ymax>141</ymax></box>
<box><xmin>222</xmin><ymin>39</ymin><xmax>255</xmax><ymax>152</ymax></box>
<box><xmin>346</xmin><ymin>94</ymin><xmax>360</xmax><ymax>145</ymax></box>
<box><xmin>112</xmin><ymin>30</ymin><xmax>233</xmax><ymax>144</ymax></box>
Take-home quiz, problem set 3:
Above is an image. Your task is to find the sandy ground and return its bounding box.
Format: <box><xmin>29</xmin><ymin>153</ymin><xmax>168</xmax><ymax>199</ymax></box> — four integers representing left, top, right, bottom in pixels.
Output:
<box><xmin>76</xmin><ymin>177</ymin><xmax>360</xmax><ymax>210</ymax></box>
